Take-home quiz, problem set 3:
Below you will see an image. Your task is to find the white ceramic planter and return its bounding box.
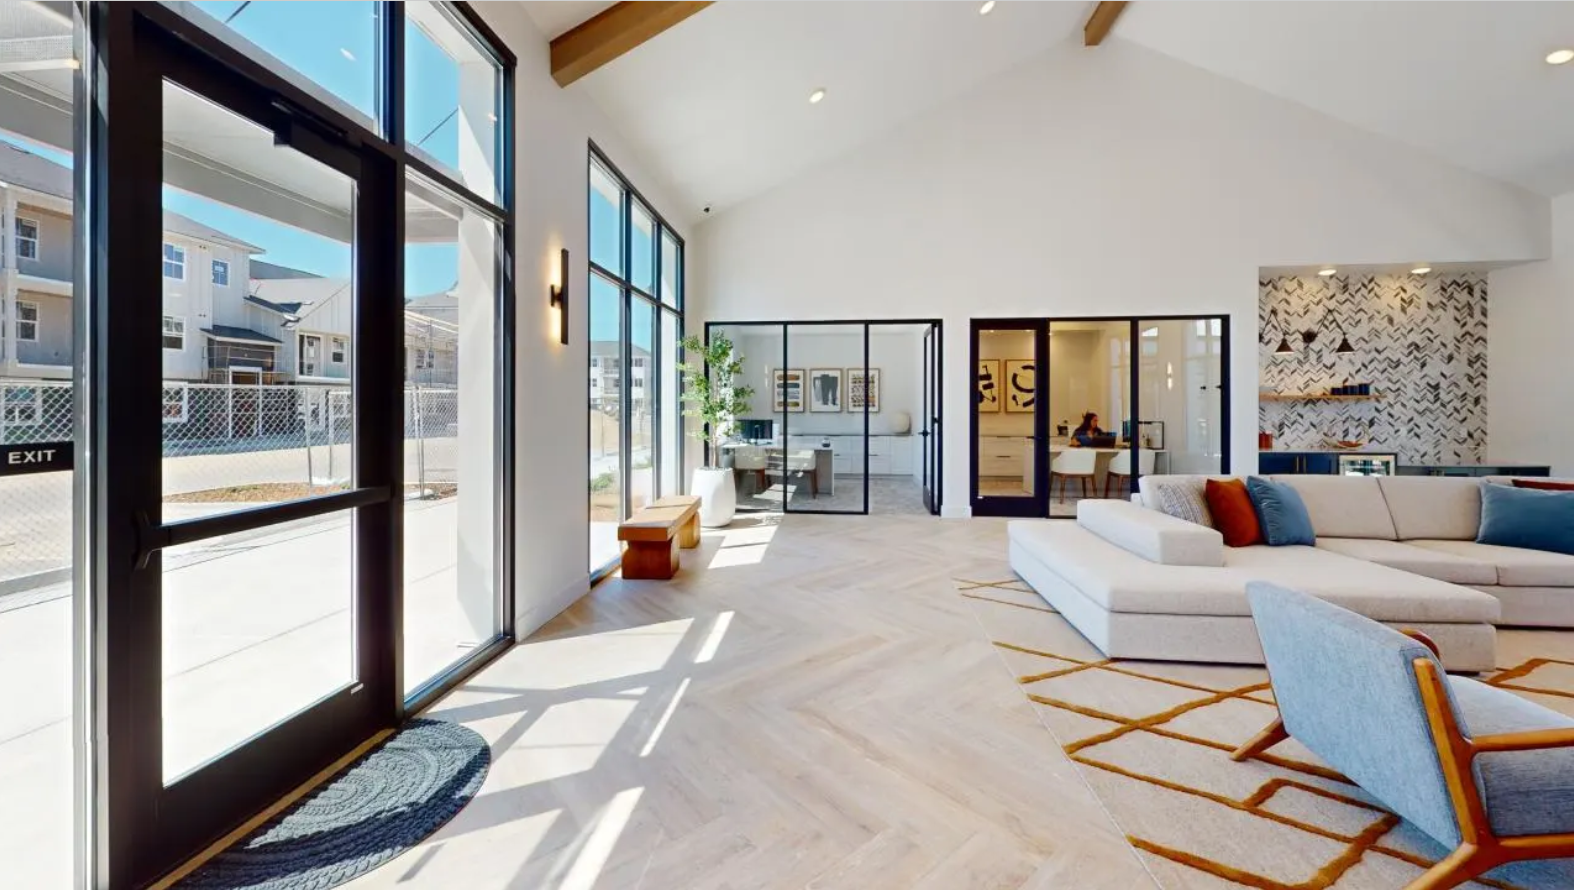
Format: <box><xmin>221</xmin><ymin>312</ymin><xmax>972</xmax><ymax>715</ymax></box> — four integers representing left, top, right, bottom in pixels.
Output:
<box><xmin>692</xmin><ymin>467</ymin><xmax>737</xmax><ymax>528</ymax></box>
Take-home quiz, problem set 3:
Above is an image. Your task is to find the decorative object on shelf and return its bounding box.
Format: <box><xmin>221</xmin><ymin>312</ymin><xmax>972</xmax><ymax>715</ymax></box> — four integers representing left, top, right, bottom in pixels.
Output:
<box><xmin>1135</xmin><ymin>420</ymin><xmax>1165</xmax><ymax>450</ymax></box>
<box><xmin>847</xmin><ymin>367</ymin><xmax>880</xmax><ymax>413</ymax></box>
<box><xmin>771</xmin><ymin>368</ymin><xmax>805</xmax><ymax>413</ymax></box>
<box><xmin>808</xmin><ymin>368</ymin><xmax>842</xmax><ymax>413</ymax></box>
<box><xmin>1004</xmin><ymin>359</ymin><xmax>1035</xmax><ymax>412</ymax></box>
<box><xmin>1321</xmin><ymin>421</ymin><xmax>1372</xmax><ymax>450</ymax></box>
<box><xmin>888</xmin><ymin>410</ymin><xmax>911</xmax><ymax>435</ymax></box>
<box><xmin>976</xmin><ymin>360</ymin><xmax>1001</xmax><ymax>412</ymax></box>
<box><xmin>679</xmin><ymin>332</ymin><xmax>754</xmax><ymax>527</ymax></box>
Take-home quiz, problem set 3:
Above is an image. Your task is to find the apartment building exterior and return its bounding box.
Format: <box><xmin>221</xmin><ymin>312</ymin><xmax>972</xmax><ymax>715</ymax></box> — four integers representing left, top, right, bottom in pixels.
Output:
<box><xmin>0</xmin><ymin>141</ymin><xmax>363</xmax><ymax>387</ymax></box>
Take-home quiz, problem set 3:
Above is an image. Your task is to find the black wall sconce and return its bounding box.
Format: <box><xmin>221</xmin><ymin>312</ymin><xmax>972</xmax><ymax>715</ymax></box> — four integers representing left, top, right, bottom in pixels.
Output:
<box><xmin>550</xmin><ymin>247</ymin><xmax>569</xmax><ymax>345</ymax></box>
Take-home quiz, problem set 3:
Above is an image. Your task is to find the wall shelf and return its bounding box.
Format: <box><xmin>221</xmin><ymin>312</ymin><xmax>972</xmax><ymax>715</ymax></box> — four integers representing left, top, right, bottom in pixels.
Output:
<box><xmin>1260</xmin><ymin>393</ymin><xmax>1383</xmax><ymax>402</ymax></box>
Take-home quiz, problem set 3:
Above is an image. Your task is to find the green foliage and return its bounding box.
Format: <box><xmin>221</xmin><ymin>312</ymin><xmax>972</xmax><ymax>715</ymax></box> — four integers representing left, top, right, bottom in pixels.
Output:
<box><xmin>591</xmin><ymin>471</ymin><xmax>616</xmax><ymax>493</ymax></box>
<box><xmin>678</xmin><ymin>333</ymin><xmax>755</xmax><ymax>467</ymax></box>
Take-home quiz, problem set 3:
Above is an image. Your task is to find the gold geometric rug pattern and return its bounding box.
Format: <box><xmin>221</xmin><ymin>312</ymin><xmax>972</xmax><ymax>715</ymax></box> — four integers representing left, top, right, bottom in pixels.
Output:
<box><xmin>957</xmin><ymin>575</ymin><xmax>1574</xmax><ymax>890</ymax></box>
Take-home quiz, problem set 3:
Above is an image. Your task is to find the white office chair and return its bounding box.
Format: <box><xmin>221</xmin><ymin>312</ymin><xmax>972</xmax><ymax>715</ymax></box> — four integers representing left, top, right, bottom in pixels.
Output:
<box><xmin>1104</xmin><ymin>449</ymin><xmax>1157</xmax><ymax>498</ymax></box>
<box><xmin>766</xmin><ymin>449</ymin><xmax>819</xmax><ymax>497</ymax></box>
<box><xmin>1050</xmin><ymin>449</ymin><xmax>1098</xmax><ymax>503</ymax></box>
<box><xmin>733</xmin><ymin>446</ymin><xmax>769</xmax><ymax>495</ymax></box>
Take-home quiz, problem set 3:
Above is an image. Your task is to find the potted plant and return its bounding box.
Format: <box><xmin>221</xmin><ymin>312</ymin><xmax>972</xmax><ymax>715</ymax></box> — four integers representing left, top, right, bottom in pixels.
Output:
<box><xmin>679</xmin><ymin>332</ymin><xmax>754</xmax><ymax>527</ymax></box>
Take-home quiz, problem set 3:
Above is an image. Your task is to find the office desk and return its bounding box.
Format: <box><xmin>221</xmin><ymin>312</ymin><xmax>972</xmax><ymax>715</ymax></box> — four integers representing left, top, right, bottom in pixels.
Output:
<box><xmin>1047</xmin><ymin>446</ymin><xmax>1170</xmax><ymax>492</ymax></box>
<box><xmin>720</xmin><ymin>443</ymin><xmax>834</xmax><ymax>497</ymax></box>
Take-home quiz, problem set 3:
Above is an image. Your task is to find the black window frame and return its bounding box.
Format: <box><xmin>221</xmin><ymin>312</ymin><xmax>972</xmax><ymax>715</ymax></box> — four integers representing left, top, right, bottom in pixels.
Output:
<box><xmin>81</xmin><ymin>4</ymin><xmax>517</xmax><ymax>885</ymax></box>
<box><xmin>587</xmin><ymin>142</ymin><xmax>685</xmax><ymax>580</ymax></box>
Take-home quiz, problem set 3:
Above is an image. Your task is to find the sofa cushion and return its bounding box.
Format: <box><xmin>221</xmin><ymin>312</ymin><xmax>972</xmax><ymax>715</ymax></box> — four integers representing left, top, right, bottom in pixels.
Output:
<box><xmin>1006</xmin><ymin>521</ymin><xmax>1500</xmax><ymax>623</ymax></box>
<box><xmin>1140</xmin><ymin>475</ymin><xmax>1215</xmax><ymax>528</ymax></box>
<box><xmin>1408</xmin><ymin>540</ymin><xmax>1574</xmax><ymax>588</ymax></box>
<box><xmin>1376</xmin><ymin>476</ymin><xmax>1482</xmax><ymax>541</ymax></box>
<box><xmin>1248</xmin><ymin>477</ymin><xmax>1316</xmax><ymax>546</ymax></box>
<box><xmin>1205</xmin><ymin>478</ymin><xmax>1262</xmax><ymax>547</ymax></box>
<box><xmin>1478</xmin><ymin>483</ymin><xmax>1574</xmax><ymax>556</ymax></box>
<box><xmin>1315</xmin><ymin>538</ymin><xmax>1498</xmax><ymax>586</ymax></box>
<box><xmin>1076</xmin><ymin>499</ymin><xmax>1224</xmax><ymax>567</ymax></box>
<box><xmin>1450</xmin><ymin>677</ymin><xmax>1574</xmax><ymax>838</ymax></box>
<box><xmin>1270</xmin><ymin>475</ymin><xmax>1398</xmax><ymax>540</ymax></box>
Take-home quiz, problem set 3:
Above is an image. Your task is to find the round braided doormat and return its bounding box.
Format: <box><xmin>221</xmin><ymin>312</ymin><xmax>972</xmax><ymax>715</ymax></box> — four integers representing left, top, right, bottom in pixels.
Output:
<box><xmin>178</xmin><ymin>719</ymin><xmax>490</xmax><ymax>890</ymax></box>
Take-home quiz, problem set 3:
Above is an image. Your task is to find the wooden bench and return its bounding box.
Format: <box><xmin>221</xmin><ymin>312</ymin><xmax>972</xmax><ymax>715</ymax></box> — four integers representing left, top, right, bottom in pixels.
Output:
<box><xmin>617</xmin><ymin>495</ymin><xmax>702</xmax><ymax>580</ymax></box>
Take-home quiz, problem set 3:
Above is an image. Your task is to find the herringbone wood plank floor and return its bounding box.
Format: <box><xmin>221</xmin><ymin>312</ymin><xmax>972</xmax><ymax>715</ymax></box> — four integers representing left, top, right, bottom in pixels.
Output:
<box><xmin>347</xmin><ymin>514</ymin><xmax>1156</xmax><ymax>890</ymax></box>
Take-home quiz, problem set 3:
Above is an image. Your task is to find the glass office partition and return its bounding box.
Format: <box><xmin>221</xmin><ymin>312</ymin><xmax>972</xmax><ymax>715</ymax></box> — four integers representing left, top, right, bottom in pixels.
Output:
<box><xmin>785</xmin><ymin>323</ymin><xmax>866</xmax><ymax>514</ymax></box>
<box><xmin>1137</xmin><ymin>317</ymin><xmax>1226</xmax><ymax>481</ymax></box>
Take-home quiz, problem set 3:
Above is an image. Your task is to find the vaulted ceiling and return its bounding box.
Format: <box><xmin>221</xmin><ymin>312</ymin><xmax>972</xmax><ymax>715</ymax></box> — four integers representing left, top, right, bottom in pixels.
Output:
<box><xmin>525</xmin><ymin>1</ymin><xmax>1574</xmax><ymax>220</ymax></box>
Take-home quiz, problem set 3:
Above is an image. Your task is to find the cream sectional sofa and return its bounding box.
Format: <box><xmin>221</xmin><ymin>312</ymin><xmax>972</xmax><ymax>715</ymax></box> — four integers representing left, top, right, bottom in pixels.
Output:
<box><xmin>1007</xmin><ymin>475</ymin><xmax>1574</xmax><ymax>672</ymax></box>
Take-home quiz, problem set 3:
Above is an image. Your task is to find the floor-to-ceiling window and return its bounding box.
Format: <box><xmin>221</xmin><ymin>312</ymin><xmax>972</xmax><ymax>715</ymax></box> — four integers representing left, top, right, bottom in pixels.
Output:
<box><xmin>588</xmin><ymin>147</ymin><xmax>684</xmax><ymax>575</ymax></box>
<box><xmin>12</xmin><ymin>4</ymin><xmax>518</xmax><ymax>886</ymax></box>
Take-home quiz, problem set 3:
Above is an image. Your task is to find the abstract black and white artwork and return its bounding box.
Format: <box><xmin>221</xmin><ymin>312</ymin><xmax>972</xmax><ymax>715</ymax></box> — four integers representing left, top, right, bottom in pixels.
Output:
<box><xmin>977</xmin><ymin>360</ymin><xmax>1000</xmax><ymax>413</ymax></box>
<box><xmin>809</xmin><ymin>368</ymin><xmax>842</xmax><ymax>412</ymax></box>
<box><xmin>1005</xmin><ymin>360</ymin><xmax>1036</xmax><ymax>413</ymax></box>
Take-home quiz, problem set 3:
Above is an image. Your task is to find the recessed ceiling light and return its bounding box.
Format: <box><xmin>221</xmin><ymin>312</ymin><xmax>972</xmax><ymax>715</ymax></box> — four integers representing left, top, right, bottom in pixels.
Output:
<box><xmin>979</xmin><ymin>1</ymin><xmax>997</xmax><ymax>15</ymax></box>
<box><xmin>1547</xmin><ymin>48</ymin><xmax>1574</xmax><ymax>65</ymax></box>
<box><xmin>1318</xmin><ymin>267</ymin><xmax>1337</xmax><ymax>276</ymax></box>
<box><xmin>808</xmin><ymin>88</ymin><xmax>827</xmax><ymax>105</ymax></box>
<box><xmin>1411</xmin><ymin>265</ymin><xmax>1432</xmax><ymax>275</ymax></box>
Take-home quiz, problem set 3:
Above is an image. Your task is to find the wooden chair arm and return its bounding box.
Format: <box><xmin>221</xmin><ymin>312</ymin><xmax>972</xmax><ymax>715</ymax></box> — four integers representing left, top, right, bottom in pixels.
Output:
<box><xmin>1470</xmin><ymin>728</ymin><xmax>1574</xmax><ymax>754</ymax></box>
<box><xmin>1401</xmin><ymin>629</ymin><xmax>1441</xmax><ymax>657</ymax></box>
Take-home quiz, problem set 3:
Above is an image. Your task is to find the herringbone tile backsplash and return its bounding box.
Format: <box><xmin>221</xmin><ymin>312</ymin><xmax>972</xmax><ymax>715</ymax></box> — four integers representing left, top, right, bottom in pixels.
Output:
<box><xmin>1259</xmin><ymin>274</ymin><xmax>1487</xmax><ymax>466</ymax></box>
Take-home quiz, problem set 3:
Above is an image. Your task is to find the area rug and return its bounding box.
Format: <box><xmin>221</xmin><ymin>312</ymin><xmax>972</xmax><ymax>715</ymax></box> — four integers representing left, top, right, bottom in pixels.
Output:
<box><xmin>178</xmin><ymin>719</ymin><xmax>490</xmax><ymax>890</ymax></box>
<box><xmin>957</xmin><ymin>575</ymin><xmax>1574</xmax><ymax>890</ymax></box>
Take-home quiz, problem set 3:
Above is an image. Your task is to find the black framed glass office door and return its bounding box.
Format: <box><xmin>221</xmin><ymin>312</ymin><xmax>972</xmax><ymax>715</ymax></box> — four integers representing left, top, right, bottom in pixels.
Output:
<box><xmin>970</xmin><ymin>320</ymin><xmax>1048</xmax><ymax>517</ymax></box>
<box><xmin>94</xmin><ymin>16</ymin><xmax>397</xmax><ymax>883</ymax></box>
<box><xmin>921</xmin><ymin>323</ymin><xmax>942</xmax><ymax>515</ymax></box>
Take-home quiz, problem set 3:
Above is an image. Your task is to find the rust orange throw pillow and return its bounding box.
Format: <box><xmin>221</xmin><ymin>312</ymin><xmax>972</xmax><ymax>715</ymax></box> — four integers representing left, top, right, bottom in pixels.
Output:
<box><xmin>1513</xmin><ymin>479</ymin><xmax>1574</xmax><ymax>492</ymax></box>
<box><xmin>1205</xmin><ymin>478</ymin><xmax>1262</xmax><ymax>548</ymax></box>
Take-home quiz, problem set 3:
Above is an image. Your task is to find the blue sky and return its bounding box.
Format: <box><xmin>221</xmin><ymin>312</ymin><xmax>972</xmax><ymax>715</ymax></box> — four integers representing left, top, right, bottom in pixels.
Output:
<box><xmin>0</xmin><ymin>3</ymin><xmax>474</xmax><ymax>294</ymax></box>
<box><xmin>590</xmin><ymin>186</ymin><xmax>661</xmax><ymax>342</ymax></box>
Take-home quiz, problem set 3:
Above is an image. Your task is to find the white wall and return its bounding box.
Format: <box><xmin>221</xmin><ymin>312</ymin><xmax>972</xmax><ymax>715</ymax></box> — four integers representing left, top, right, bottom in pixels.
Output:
<box><xmin>1489</xmin><ymin>193</ymin><xmax>1574</xmax><ymax>476</ymax></box>
<box><xmin>692</xmin><ymin>38</ymin><xmax>1549</xmax><ymax>515</ymax></box>
<box><xmin>472</xmin><ymin>4</ymin><xmax>689</xmax><ymax>638</ymax></box>
<box><xmin>721</xmin><ymin>326</ymin><xmax>925</xmax><ymax>436</ymax></box>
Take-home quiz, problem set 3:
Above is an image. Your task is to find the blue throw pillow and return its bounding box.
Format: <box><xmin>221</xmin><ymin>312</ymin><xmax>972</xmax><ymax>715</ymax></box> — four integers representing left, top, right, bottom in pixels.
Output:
<box><xmin>1246</xmin><ymin>476</ymin><xmax>1316</xmax><ymax>546</ymax></box>
<box><xmin>1478</xmin><ymin>483</ymin><xmax>1574</xmax><ymax>556</ymax></box>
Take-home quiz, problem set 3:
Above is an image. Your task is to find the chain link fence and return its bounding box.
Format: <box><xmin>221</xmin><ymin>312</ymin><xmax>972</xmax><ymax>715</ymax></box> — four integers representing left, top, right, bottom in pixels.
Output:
<box><xmin>0</xmin><ymin>379</ymin><xmax>461</xmax><ymax>591</ymax></box>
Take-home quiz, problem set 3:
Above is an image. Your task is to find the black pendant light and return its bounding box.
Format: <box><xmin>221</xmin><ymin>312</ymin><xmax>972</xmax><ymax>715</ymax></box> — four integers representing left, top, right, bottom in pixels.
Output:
<box><xmin>1275</xmin><ymin>336</ymin><xmax>1295</xmax><ymax>355</ymax></box>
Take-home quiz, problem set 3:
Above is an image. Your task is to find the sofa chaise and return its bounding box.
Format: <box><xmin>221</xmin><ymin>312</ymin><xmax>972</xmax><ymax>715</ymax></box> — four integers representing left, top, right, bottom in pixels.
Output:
<box><xmin>1007</xmin><ymin>475</ymin><xmax>1574</xmax><ymax>672</ymax></box>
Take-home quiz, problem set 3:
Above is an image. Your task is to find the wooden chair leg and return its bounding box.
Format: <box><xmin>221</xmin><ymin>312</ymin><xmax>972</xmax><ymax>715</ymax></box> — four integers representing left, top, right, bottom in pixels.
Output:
<box><xmin>1403</xmin><ymin>844</ymin><xmax>1493</xmax><ymax>890</ymax></box>
<box><xmin>1230</xmin><ymin>716</ymin><xmax>1288</xmax><ymax>762</ymax></box>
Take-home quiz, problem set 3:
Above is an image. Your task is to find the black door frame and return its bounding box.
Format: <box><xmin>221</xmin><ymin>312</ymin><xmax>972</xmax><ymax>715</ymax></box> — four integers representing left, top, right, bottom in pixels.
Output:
<box><xmin>969</xmin><ymin>318</ymin><xmax>1050</xmax><ymax>517</ymax></box>
<box><xmin>702</xmin><ymin>319</ymin><xmax>943</xmax><ymax>517</ymax></box>
<box><xmin>969</xmin><ymin>314</ymin><xmax>1231</xmax><ymax>518</ymax></box>
<box><xmin>921</xmin><ymin>323</ymin><xmax>942</xmax><ymax>515</ymax></box>
<box><xmin>85</xmin><ymin>4</ymin><xmax>516</xmax><ymax>885</ymax></box>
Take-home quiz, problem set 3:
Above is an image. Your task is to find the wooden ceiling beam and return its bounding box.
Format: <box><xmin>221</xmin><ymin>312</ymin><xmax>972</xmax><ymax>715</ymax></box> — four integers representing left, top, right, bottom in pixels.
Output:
<box><xmin>1084</xmin><ymin>1</ymin><xmax>1130</xmax><ymax>47</ymax></box>
<box><xmin>550</xmin><ymin>1</ymin><xmax>713</xmax><ymax>87</ymax></box>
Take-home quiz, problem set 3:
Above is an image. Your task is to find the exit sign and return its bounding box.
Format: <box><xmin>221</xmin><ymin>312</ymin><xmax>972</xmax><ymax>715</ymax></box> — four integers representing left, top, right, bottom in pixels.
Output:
<box><xmin>0</xmin><ymin>442</ymin><xmax>73</xmax><ymax>477</ymax></box>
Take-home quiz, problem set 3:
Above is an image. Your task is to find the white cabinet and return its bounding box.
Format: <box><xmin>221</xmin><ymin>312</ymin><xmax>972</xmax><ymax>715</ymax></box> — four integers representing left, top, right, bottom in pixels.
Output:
<box><xmin>979</xmin><ymin>436</ymin><xmax>1029</xmax><ymax>478</ymax></box>
<box><xmin>889</xmin><ymin>436</ymin><xmax>914</xmax><ymax>476</ymax></box>
<box><xmin>784</xmin><ymin>434</ymin><xmax>919</xmax><ymax>476</ymax></box>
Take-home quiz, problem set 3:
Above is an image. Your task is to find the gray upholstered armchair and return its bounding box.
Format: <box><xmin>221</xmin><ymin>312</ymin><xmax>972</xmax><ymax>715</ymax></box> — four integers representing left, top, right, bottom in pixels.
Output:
<box><xmin>1235</xmin><ymin>582</ymin><xmax>1574</xmax><ymax>890</ymax></box>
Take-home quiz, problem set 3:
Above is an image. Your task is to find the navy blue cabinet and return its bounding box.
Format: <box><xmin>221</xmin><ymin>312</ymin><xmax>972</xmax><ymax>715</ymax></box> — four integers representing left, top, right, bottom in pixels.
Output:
<box><xmin>1257</xmin><ymin>452</ymin><xmax>1299</xmax><ymax>474</ymax></box>
<box><xmin>1258</xmin><ymin>452</ymin><xmax>1397</xmax><ymax>475</ymax></box>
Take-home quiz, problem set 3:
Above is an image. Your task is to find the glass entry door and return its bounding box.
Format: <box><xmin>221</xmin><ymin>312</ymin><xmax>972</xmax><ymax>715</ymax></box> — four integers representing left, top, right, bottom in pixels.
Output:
<box><xmin>971</xmin><ymin>320</ymin><xmax>1047</xmax><ymax>517</ymax></box>
<box><xmin>98</xmin><ymin>20</ymin><xmax>397</xmax><ymax>882</ymax></box>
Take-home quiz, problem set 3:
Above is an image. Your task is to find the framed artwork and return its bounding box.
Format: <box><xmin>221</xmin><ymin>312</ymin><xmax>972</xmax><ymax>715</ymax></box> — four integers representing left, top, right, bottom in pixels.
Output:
<box><xmin>809</xmin><ymin>368</ymin><xmax>843</xmax><ymax>412</ymax></box>
<box><xmin>847</xmin><ymin>367</ymin><xmax>881</xmax><ymax>413</ymax></box>
<box><xmin>976</xmin><ymin>360</ymin><xmax>1001</xmax><ymax>413</ymax></box>
<box><xmin>1005</xmin><ymin>360</ymin><xmax>1036</xmax><ymax>413</ymax></box>
<box><xmin>772</xmin><ymin>368</ymin><xmax>805</xmax><ymax>413</ymax></box>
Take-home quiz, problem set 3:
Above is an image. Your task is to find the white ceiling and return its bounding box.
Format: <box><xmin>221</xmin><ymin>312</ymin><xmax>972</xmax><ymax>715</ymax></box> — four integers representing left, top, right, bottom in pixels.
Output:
<box><xmin>526</xmin><ymin>0</ymin><xmax>1087</xmax><ymax>218</ymax></box>
<box><xmin>1116</xmin><ymin>1</ymin><xmax>1574</xmax><ymax>197</ymax></box>
<box><xmin>528</xmin><ymin>1</ymin><xmax>1574</xmax><ymax>221</ymax></box>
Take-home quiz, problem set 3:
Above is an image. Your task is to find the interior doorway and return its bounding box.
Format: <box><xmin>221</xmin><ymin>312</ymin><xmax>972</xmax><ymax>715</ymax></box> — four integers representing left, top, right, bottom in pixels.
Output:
<box><xmin>970</xmin><ymin>316</ymin><xmax>1230</xmax><ymax>518</ymax></box>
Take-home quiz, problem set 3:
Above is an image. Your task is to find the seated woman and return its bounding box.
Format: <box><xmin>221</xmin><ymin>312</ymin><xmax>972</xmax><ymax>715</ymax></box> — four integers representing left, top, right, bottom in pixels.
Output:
<box><xmin>1070</xmin><ymin>412</ymin><xmax>1107</xmax><ymax>447</ymax></box>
